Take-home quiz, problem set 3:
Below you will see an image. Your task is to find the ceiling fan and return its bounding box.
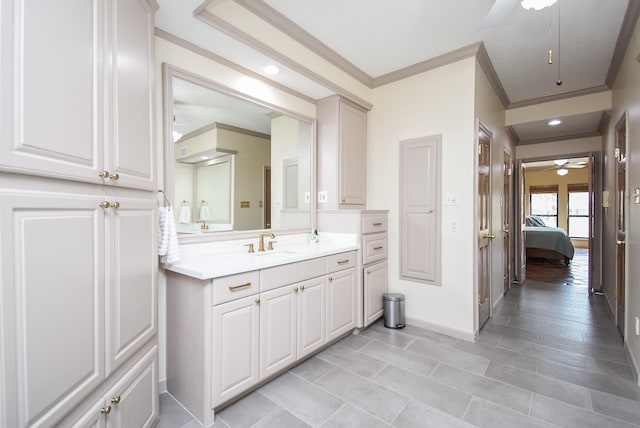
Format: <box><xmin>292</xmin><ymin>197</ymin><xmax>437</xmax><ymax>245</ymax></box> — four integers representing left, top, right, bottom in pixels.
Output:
<box><xmin>479</xmin><ymin>0</ymin><xmax>557</xmax><ymax>31</ymax></box>
<box><xmin>542</xmin><ymin>159</ymin><xmax>588</xmax><ymax>175</ymax></box>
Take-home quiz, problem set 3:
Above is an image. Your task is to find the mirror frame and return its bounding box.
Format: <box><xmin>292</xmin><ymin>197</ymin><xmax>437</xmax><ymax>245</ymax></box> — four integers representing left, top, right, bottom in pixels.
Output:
<box><xmin>162</xmin><ymin>63</ymin><xmax>316</xmax><ymax>243</ymax></box>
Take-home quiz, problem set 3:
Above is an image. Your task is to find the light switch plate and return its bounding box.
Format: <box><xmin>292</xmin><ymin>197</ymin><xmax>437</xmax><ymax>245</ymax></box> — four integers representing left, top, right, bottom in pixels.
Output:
<box><xmin>304</xmin><ymin>192</ymin><xmax>310</xmax><ymax>203</ymax></box>
<box><xmin>318</xmin><ymin>191</ymin><xmax>328</xmax><ymax>203</ymax></box>
<box><xmin>445</xmin><ymin>193</ymin><xmax>458</xmax><ymax>206</ymax></box>
<box><xmin>450</xmin><ymin>219</ymin><xmax>459</xmax><ymax>232</ymax></box>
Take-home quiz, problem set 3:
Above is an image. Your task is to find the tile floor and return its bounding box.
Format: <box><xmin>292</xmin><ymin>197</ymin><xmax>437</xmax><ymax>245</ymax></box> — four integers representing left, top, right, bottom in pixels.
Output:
<box><xmin>155</xmin><ymin>278</ymin><xmax>639</xmax><ymax>427</ymax></box>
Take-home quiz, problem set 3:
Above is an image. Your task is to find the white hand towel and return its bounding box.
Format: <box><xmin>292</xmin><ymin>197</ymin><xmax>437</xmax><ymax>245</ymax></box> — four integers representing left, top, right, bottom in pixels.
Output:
<box><xmin>158</xmin><ymin>206</ymin><xmax>181</xmax><ymax>264</ymax></box>
<box><xmin>178</xmin><ymin>205</ymin><xmax>191</xmax><ymax>223</ymax></box>
<box><xmin>199</xmin><ymin>205</ymin><xmax>210</xmax><ymax>220</ymax></box>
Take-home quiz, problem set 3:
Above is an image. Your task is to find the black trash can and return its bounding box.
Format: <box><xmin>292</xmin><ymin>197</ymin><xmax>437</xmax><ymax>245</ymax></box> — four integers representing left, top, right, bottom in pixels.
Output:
<box><xmin>383</xmin><ymin>293</ymin><xmax>405</xmax><ymax>329</ymax></box>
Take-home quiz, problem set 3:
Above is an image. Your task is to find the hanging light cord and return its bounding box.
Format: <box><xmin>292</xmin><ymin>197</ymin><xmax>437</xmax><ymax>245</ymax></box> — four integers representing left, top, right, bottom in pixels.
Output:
<box><xmin>556</xmin><ymin>0</ymin><xmax>562</xmax><ymax>85</ymax></box>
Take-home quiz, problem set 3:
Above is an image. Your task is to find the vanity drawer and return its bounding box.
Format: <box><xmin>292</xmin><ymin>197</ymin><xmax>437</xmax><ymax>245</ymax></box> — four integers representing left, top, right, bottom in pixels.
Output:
<box><xmin>260</xmin><ymin>257</ymin><xmax>325</xmax><ymax>292</ymax></box>
<box><xmin>326</xmin><ymin>251</ymin><xmax>357</xmax><ymax>273</ymax></box>
<box><xmin>362</xmin><ymin>233</ymin><xmax>387</xmax><ymax>265</ymax></box>
<box><xmin>361</xmin><ymin>215</ymin><xmax>387</xmax><ymax>234</ymax></box>
<box><xmin>212</xmin><ymin>271</ymin><xmax>260</xmax><ymax>305</ymax></box>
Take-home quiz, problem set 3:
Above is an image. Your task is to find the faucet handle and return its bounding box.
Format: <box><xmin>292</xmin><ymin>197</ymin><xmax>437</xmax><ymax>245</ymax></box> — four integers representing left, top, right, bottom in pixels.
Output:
<box><xmin>245</xmin><ymin>243</ymin><xmax>255</xmax><ymax>253</ymax></box>
<box><xmin>267</xmin><ymin>240</ymin><xmax>276</xmax><ymax>251</ymax></box>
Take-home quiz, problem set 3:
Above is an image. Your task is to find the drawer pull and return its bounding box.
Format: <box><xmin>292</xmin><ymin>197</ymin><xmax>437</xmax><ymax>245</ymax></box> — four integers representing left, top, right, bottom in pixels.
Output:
<box><xmin>100</xmin><ymin>406</ymin><xmax>111</xmax><ymax>415</ymax></box>
<box><xmin>328</xmin><ymin>277</ymin><xmax>333</xmax><ymax>282</ymax></box>
<box><xmin>337</xmin><ymin>259</ymin><xmax>350</xmax><ymax>265</ymax></box>
<box><xmin>228</xmin><ymin>282</ymin><xmax>252</xmax><ymax>291</ymax></box>
<box><xmin>373</xmin><ymin>246</ymin><xmax>383</xmax><ymax>250</ymax></box>
<box><xmin>255</xmin><ymin>298</ymin><xmax>260</xmax><ymax>304</ymax></box>
<box><xmin>294</xmin><ymin>287</ymin><xmax>299</xmax><ymax>292</ymax></box>
<box><xmin>110</xmin><ymin>396</ymin><xmax>121</xmax><ymax>405</ymax></box>
<box><xmin>300</xmin><ymin>285</ymin><xmax>305</xmax><ymax>291</ymax></box>
<box><xmin>372</xmin><ymin>222</ymin><xmax>383</xmax><ymax>226</ymax></box>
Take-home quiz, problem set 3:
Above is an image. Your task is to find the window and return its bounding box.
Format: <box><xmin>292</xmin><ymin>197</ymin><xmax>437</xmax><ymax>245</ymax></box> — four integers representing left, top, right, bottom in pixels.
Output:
<box><xmin>529</xmin><ymin>185</ymin><xmax>558</xmax><ymax>227</ymax></box>
<box><xmin>568</xmin><ymin>183</ymin><xmax>589</xmax><ymax>238</ymax></box>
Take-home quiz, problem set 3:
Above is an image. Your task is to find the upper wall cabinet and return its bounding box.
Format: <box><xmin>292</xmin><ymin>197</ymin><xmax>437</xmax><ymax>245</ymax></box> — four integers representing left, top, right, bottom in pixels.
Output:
<box><xmin>0</xmin><ymin>0</ymin><xmax>156</xmax><ymax>190</ymax></box>
<box><xmin>317</xmin><ymin>96</ymin><xmax>367</xmax><ymax>208</ymax></box>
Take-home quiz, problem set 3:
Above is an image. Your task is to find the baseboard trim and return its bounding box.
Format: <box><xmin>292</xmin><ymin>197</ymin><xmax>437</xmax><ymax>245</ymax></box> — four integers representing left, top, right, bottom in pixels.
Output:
<box><xmin>405</xmin><ymin>316</ymin><xmax>475</xmax><ymax>343</ymax></box>
<box><xmin>624</xmin><ymin>343</ymin><xmax>640</xmax><ymax>385</ymax></box>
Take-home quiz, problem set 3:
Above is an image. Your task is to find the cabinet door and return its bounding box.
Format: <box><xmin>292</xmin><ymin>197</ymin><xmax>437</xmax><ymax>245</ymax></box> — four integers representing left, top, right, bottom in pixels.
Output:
<box><xmin>338</xmin><ymin>101</ymin><xmax>366</xmax><ymax>206</ymax></box>
<box><xmin>364</xmin><ymin>262</ymin><xmax>388</xmax><ymax>326</ymax></box>
<box><xmin>104</xmin><ymin>347</ymin><xmax>158</xmax><ymax>428</ymax></box>
<box><xmin>326</xmin><ymin>268</ymin><xmax>357</xmax><ymax>341</ymax></box>
<box><xmin>0</xmin><ymin>192</ymin><xmax>105</xmax><ymax>428</ymax></box>
<box><xmin>106</xmin><ymin>0</ymin><xmax>156</xmax><ymax>190</ymax></box>
<box><xmin>212</xmin><ymin>295</ymin><xmax>260</xmax><ymax>407</ymax></box>
<box><xmin>296</xmin><ymin>277</ymin><xmax>326</xmax><ymax>359</ymax></box>
<box><xmin>260</xmin><ymin>284</ymin><xmax>296</xmax><ymax>379</ymax></box>
<box><xmin>107</xmin><ymin>197</ymin><xmax>157</xmax><ymax>375</ymax></box>
<box><xmin>0</xmin><ymin>0</ymin><xmax>105</xmax><ymax>182</ymax></box>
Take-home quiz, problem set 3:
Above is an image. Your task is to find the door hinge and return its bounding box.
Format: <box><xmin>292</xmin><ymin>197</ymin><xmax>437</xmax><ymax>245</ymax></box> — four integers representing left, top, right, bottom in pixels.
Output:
<box><xmin>478</xmin><ymin>144</ymin><xmax>482</xmax><ymax>155</ymax></box>
<box><xmin>615</xmin><ymin>148</ymin><xmax>620</xmax><ymax>159</ymax></box>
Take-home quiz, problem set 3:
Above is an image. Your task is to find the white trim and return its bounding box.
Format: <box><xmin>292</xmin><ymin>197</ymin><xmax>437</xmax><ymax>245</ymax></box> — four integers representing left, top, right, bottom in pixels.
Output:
<box><xmin>625</xmin><ymin>343</ymin><xmax>639</xmax><ymax>385</ymax></box>
<box><xmin>405</xmin><ymin>317</ymin><xmax>476</xmax><ymax>343</ymax></box>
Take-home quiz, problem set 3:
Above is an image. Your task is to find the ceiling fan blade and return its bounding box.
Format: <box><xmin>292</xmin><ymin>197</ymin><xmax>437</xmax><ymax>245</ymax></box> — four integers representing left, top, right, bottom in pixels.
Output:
<box><xmin>478</xmin><ymin>0</ymin><xmax>521</xmax><ymax>31</ymax></box>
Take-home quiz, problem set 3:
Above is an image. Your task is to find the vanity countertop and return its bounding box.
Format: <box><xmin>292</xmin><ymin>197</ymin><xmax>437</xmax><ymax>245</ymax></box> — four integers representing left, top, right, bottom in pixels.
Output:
<box><xmin>163</xmin><ymin>232</ymin><xmax>359</xmax><ymax>280</ymax></box>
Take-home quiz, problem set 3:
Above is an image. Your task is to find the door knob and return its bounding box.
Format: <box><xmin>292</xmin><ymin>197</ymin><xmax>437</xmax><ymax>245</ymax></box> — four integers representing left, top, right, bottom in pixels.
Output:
<box><xmin>616</xmin><ymin>240</ymin><xmax>625</xmax><ymax>245</ymax></box>
<box><xmin>484</xmin><ymin>233</ymin><xmax>496</xmax><ymax>239</ymax></box>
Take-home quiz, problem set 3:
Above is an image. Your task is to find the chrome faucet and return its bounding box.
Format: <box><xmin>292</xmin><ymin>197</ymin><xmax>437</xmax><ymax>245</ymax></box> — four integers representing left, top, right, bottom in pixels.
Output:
<box><xmin>258</xmin><ymin>232</ymin><xmax>275</xmax><ymax>252</ymax></box>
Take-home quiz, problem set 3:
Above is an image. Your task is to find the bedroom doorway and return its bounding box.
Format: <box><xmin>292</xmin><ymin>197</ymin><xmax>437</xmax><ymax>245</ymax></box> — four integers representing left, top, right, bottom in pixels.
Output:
<box><xmin>477</xmin><ymin>124</ymin><xmax>493</xmax><ymax>329</ymax></box>
<box><xmin>520</xmin><ymin>156</ymin><xmax>594</xmax><ymax>291</ymax></box>
<box><xmin>615</xmin><ymin>115</ymin><xmax>627</xmax><ymax>336</ymax></box>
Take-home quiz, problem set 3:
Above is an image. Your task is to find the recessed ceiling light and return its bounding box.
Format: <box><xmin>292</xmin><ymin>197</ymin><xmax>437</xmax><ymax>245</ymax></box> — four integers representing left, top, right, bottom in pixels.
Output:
<box><xmin>200</xmin><ymin>156</ymin><xmax>210</xmax><ymax>160</ymax></box>
<box><xmin>263</xmin><ymin>65</ymin><xmax>280</xmax><ymax>75</ymax></box>
<box><xmin>521</xmin><ymin>0</ymin><xmax>558</xmax><ymax>11</ymax></box>
<box><xmin>548</xmin><ymin>119</ymin><xmax>562</xmax><ymax>126</ymax></box>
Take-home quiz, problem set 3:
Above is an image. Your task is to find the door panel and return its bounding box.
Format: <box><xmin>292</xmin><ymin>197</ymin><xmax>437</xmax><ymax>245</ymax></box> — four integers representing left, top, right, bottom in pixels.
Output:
<box><xmin>615</xmin><ymin>117</ymin><xmax>627</xmax><ymax>336</ymax></box>
<box><xmin>503</xmin><ymin>150</ymin><xmax>512</xmax><ymax>295</ymax></box>
<box><xmin>478</xmin><ymin>125</ymin><xmax>492</xmax><ymax>329</ymax></box>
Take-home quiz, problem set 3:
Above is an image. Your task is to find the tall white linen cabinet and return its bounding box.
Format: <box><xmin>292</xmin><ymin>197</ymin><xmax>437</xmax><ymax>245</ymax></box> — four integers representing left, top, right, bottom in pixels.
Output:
<box><xmin>0</xmin><ymin>1</ymin><xmax>159</xmax><ymax>427</ymax></box>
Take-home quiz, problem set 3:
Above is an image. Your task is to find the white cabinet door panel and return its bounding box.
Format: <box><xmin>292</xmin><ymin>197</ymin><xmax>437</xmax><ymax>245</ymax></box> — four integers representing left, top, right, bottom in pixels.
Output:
<box><xmin>0</xmin><ymin>193</ymin><xmax>105</xmax><ymax>427</ymax></box>
<box><xmin>108</xmin><ymin>0</ymin><xmax>155</xmax><ymax>190</ymax></box>
<box><xmin>296</xmin><ymin>277</ymin><xmax>325</xmax><ymax>359</ymax></box>
<box><xmin>326</xmin><ymin>268</ymin><xmax>356</xmax><ymax>341</ymax></box>
<box><xmin>107</xmin><ymin>197</ymin><xmax>157</xmax><ymax>375</ymax></box>
<box><xmin>260</xmin><ymin>284</ymin><xmax>296</xmax><ymax>379</ymax></box>
<box><xmin>338</xmin><ymin>101</ymin><xmax>366</xmax><ymax>205</ymax></box>
<box><xmin>212</xmin><ymin>295</ymin><xmax>260</xmax><ymax>407</ymax></box>
<box><xmin>364</xmin><ymin>262</ymin><xmax>388</xmax><ymax>327</ymax></box>
<box><xmin>0</xmin><ymin>0</ymin><xmax>104</xmax><ymax>182</ymax></box>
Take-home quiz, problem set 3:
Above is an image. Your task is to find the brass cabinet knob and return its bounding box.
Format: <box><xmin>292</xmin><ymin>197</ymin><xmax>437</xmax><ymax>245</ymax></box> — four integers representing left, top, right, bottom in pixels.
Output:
<box><xmin>98</xmin><ymin>170</ymin><xmax>110</xmax><ymax>179</ymax></box>
<box><xmin>300</xmin><ymin>285</ymin><xmax>305</xmax><ymax>291</ymax></box>
<box><xmin>294</xmin><ymin>287</ymin><xmax>299</xmax><ymax>292</ymax></box>
<box><xmin>99</xmin><ymin>201</ymin><xmax>111</xmax><ymax>209</ymax></box>
<box><xmin>110</xmin><ymin>396</ymin><xmax>121</xmax><ymax>404</ymax></box>
<box><xmin>109</xmin><ymin>173</ymin><xmax>120</xmax><ymax>181</ymax></box>
<box><xmin>255</xmin><ymin>298</ymin><xmax>260</xmax><ymax>304</ymax></box>
<box><xmin>100</xmin><ymin>406</ymin><xmax>111</xmax><ymax>415</ymax></box>
<box><xmin>328</xmin><ymin>277</ymin><xmax>333</xmax><ymax>282</ymax></box>
<box><xmin>112</xmin><ymin>201</ymin><xmax>120</xmax><ymax>209</ymax></box>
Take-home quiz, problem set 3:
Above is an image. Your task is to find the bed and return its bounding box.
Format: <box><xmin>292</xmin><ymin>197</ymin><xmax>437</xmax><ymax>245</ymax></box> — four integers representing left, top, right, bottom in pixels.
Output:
<box><xmin>524</xmin><ymin>215</ymin><xmax>575</xmax><ymax>265</ymax></box>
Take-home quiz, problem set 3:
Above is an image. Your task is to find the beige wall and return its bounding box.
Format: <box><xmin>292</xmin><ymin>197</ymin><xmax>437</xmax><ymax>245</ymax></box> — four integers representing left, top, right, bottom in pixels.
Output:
<box><xmin>603</xmin><ymin>16</ymin><xmax>640</xmax><ymax>381</ymax></box>
<box><xmin>368</xmin><ymin>57</ymin><xmax>478</xmax><ymax>338</ymax></box>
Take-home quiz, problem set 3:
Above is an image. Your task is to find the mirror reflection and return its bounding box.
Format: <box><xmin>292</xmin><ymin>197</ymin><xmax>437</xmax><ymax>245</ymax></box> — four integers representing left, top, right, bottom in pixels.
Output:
<box><xmin>167</xmin><ymin>72</ymin><xmax>312</xmax><ymax>234</ymax></box>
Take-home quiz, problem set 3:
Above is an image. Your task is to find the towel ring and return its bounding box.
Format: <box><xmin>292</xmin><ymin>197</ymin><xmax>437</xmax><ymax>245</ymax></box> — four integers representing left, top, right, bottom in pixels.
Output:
<box><xmin>200</xmin><ymin>200</ymin><xmax>208</xmax><ymax>206</ymax></box>
<box><xmin>181</xmin><ymin>200</ymin><xmax>190</xmax><ymax>207</ymax></box>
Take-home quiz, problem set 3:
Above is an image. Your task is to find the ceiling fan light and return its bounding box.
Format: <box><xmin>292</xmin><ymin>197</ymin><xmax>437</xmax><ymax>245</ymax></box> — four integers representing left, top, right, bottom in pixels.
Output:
<box><xmin>557</xmin><ymin>168</ymin><xmax>568</xmax><ymax>176</ymax></box>
<box><xmin>263</xmin><ymin>65</ymin><xmax>280</xmax><ymax>75</ymax></box>
<box><xmin>548</xmin><ymin>119</ymin><xmax>562</xmax><ymax>126</ymax></box>
<box><xmin>521</xmin><ymin>0</ymin><xmax>558</xmax><ymax>11</ymax></box>
<box><xmin>554</xmin><ymin>159</ymin><xmax>568</xmax><ymax>166</ymax></box>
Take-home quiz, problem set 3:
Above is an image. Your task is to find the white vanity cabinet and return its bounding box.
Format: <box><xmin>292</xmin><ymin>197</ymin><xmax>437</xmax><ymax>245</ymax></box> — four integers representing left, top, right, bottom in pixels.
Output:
<box><xmin>317</xmin><ymin>96</ymin><xmax>367</xmax><ymax>208</ymax></box>
<box><xmin>0</xmin><ymin>0</ymin><xmax>156</xmax><ymax>191</ymax></box>
<box><xmin>318</xmin><ymin>211</ymin><xmax>389</xmax><ymax>328</ymax></box>
<box><xmin>166</xmin><ymin>249</ymin><xmax>358</xmax><ymax>426</ymax></box>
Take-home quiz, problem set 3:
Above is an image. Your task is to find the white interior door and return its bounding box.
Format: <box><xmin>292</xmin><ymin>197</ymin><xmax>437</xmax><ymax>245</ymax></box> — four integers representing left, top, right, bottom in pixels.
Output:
<box><xmin>478</xmin><ymin>125</ymin><xmax>493</xmax><ymax>329</ymax></box>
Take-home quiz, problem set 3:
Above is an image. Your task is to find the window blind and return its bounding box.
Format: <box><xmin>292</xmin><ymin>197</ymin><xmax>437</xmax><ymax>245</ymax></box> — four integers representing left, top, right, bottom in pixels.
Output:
<box><xmin>529</xmin><ymin>184</ymin><xmax>559</xmax><ymax>194</ymax></box>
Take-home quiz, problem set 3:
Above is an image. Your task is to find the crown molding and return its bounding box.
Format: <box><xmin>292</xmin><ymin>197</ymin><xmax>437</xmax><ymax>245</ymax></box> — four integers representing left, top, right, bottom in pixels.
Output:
<box><xmin>517</xmin><ymin>131</ymin><xmax>601</xmax><ymax>146</ymax></box>
<box><xmin>195</xmin><ymin>9</ymin><xmax>373</xmax><ymax>110</ymax></box>
<box><xmin>597</xmin><ymin>111</ymin><xmax>611</xmax><ymax>135</ymax></box>
<box><xmin>371</xmin><ymin>42</ymin><xmax>481</xmax><ymax>88</ymax></box>
<box><xmin>506</xmin><ymin>125</ymin><xmax>521</xmax><ymax>144</ymax></box>
<box><xmin>154</xmin><ymin>28</ymin><xmax>316</xmax><ymax>105</ymax></box>
<box><xmin>507</xmin><ymin>85</ymin><xmax>610</xmax><ymax>109</ymax></box>
<box><xmin>476</xmin><ymin>42</ymin><xmax>510</xmax><ymax>109</ymax></box>
<box><xmin>233</xmin><ymin>0</ymin><xmax>373</xmax><ymax>87</ymax></box>
<box><xmin>605</xmin><ymin>0</ymin><xmax>640</xmax><ymax>86</ymax></box>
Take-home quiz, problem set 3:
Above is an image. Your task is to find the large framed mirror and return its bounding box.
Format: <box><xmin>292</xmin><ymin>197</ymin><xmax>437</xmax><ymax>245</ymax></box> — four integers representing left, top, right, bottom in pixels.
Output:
<box><xmin>163</xmin><ymin>64</ymin><xmax>314</xmax><ymax>239</ymax></box>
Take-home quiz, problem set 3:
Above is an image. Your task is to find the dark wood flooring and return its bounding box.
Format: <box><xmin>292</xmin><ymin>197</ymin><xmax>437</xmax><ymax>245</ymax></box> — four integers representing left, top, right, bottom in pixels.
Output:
<box><xmin>526</xmin><ymin>248</ymin><xmax>589</xmax><ymax>288</ymax></box>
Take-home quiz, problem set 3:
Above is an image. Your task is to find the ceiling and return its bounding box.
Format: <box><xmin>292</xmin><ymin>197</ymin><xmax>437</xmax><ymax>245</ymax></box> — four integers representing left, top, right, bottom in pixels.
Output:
<box><xmin>155</xmin><ymin>0</ymin><xmax>639</xmax><ymax>144</ymax></box>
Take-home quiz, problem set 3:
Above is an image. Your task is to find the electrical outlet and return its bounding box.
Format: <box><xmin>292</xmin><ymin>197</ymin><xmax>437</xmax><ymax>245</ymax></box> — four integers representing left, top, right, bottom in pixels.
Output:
<box><xmin>450</xmin><ymin>219</ymin><xmax>459</xmax><ymax>232</ymax></box>
<box><xmin>445</xmin><ymin>193</ymin><xmax>458</xmax><ymax>206</ymax></box>
<box><xmin>318</xmin><ymin>191</ymin><xmax>328</xmax><ymax>203</ymax></box>
<box><xmin>635</xmin><ymin>316</ymin><xmax>639</xmax><ymax>336</ymax></box>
